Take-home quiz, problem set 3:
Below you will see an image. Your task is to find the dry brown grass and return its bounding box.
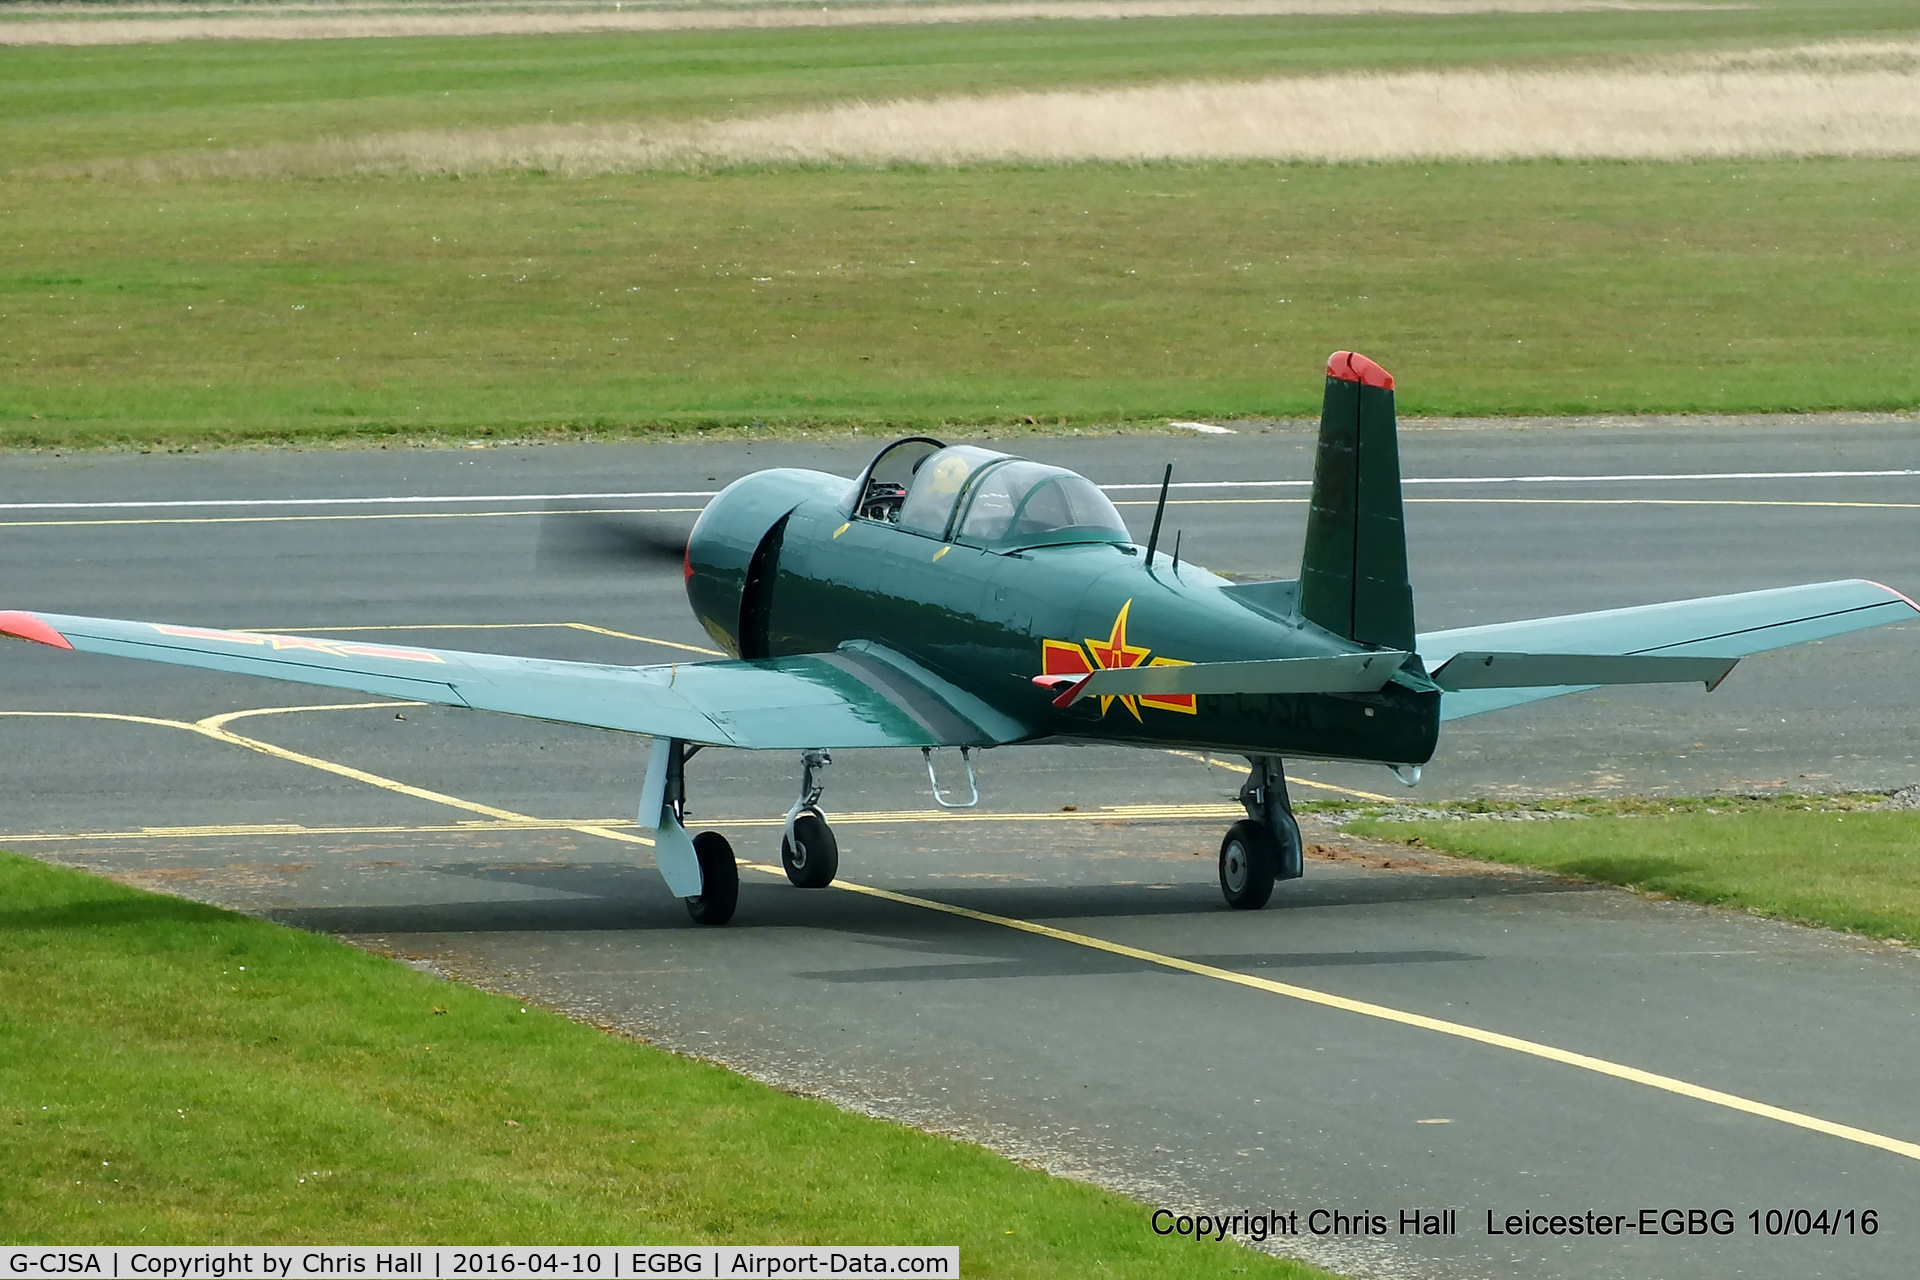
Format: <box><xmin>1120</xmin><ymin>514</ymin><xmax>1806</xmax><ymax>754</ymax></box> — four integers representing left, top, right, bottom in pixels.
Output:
<box><xmin>0</xmin><ymin>0</ymin><xmax>1738</xmax><ymax>47</ymax></box>
<box><xmin>73</xmin><ymin>43</ymin><xmax>1920</xmax><ymax>178</ymax></box>
<box><xmin>1696</xmin><ymin>38</ymin><xmax>1920</xmax><ymax>71</ymax></box>
<box><xmin>690</xmin><ymin>65</ymin><xmax>1920</xmax><ymax>165</ymax></box>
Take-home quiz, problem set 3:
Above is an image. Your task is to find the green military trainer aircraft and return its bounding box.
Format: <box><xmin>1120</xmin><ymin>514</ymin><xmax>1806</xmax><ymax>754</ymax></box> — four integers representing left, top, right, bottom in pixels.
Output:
<box><xmin>5</xmin><ymin>352</ymin><xmax>1916</xmax><ymax>925</ymax></box>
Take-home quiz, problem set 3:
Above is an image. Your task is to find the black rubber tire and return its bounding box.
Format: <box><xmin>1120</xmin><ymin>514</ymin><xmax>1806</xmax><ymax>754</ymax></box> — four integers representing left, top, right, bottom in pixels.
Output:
<box><xmin>781</xmin><ymin>812</ymin><xmax>840</xmax><ymax>889</ymax></box>
<box><xmin>1219</xmin><ymin>819</ymin><xmax>1279</xmax><ymax>910</ymax></box>
<box><xmin>685</xmin><ymin>830</ymin><xmax>739</xmax><ymax>926</ymax></box>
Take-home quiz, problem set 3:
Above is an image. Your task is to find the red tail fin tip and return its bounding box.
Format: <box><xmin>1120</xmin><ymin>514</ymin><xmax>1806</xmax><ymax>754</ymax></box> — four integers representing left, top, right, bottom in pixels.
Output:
<box><xmin>0</xmin><ymin>611</ymin><xmax>74</xmax><ymax>650</ymax></box>
<box><xmin>1327</xmin><ymin>351</ymin><xmax>1394</xmax><ymax>390</ymax></box>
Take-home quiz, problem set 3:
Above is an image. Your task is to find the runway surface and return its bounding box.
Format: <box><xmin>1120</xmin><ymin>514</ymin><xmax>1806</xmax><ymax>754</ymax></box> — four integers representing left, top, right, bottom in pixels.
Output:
<box><xmin>4</xmin><ymin>418</ymin><xmax>1919</xmax><ymax>1278</ymax></box>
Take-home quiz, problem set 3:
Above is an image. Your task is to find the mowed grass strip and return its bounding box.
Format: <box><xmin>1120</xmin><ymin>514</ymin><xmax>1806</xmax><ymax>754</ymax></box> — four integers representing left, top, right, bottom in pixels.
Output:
<box><xmin>0</xmin><ymin>853</ymin><xmax>1326</xmax><ymax>1275</ymax></box>
<box><xmin>9</xmin><ymin>3</ymin><xmax>1920</xmax><ymax>170</ymax></box>
<box><xmin>1343</xmin><ymin>800</ymin><xmax>1920</xmax><ymax>943</ymax></box>
<box><xmin>7</xmin><ymin>158</ymin><xmax>1919</xmax><ymax>448</ymax></box>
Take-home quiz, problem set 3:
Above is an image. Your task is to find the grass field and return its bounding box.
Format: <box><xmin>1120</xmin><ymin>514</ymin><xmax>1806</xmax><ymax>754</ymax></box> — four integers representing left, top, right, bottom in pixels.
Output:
<box><xmin>1341</xmin><ymin>795</ymin><xmax>1920</xmax><ymax>943</ymax></box>
<box><xmin>10</xmin><ymin>4</ymin><xmax>1918</xmax><ymax>170</ymax></box>
<box><xmin>0</xmin><ymin>852</ymin><xmax>1325</xmax><ymax>1273</ymax></box>
<box><xmin>10</xmin><ymin>159</ymin><xmax>1918</xmax><ymax>447</ymax></box>
<box><xmin>3</xmin><ymin>0</ymin><xmax>1918</xmax><ymax>447</ymax></box>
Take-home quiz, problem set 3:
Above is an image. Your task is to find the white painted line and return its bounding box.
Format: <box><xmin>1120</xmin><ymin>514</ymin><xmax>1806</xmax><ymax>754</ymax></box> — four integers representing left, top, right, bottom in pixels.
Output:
<box><xmin>0</xmin><ymin>491</ymin><xmax>722</xmax><ymax>512</ymax></box>
<box><xmin>1</xmin><ymin>470</ymin><xmax>1913</xmax><ymax>512</ymax></box>
<box><xmin>1167</xmin><ymin>421</ymin><xmax>1236</xmax><ymax>434</ymax></box>
<box><xmin>1101</xmin><ymin>469</ymin><xmax>1920</xmax><ymax>491</ymax></box>
<box><xmin>1405</xmin><ymin>469</ymin><xmax>1920</xmax><ymax>485</ymax></box>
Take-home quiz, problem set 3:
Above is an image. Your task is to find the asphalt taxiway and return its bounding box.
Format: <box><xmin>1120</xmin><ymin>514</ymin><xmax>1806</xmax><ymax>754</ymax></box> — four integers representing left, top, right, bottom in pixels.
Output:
<box><xmin>3</xmin><ymin>418</ymin><xmax>1919</xmax><ymax>1279</ymax></box>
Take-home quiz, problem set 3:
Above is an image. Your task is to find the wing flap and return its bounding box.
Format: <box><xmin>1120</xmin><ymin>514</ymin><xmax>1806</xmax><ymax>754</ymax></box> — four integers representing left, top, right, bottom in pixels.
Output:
<box><xmin>1432</xmin><ymin>652</ymin><xmax>1738</xmax><ymax>692</ymax></box>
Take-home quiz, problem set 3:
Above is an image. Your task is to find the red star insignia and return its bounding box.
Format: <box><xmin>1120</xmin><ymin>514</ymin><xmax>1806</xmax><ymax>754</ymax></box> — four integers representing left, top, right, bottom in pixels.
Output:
<box><xmin>1085</xmin><ymin>599</ymin><xmax>1152</xmax><ymax>720</ymax></box>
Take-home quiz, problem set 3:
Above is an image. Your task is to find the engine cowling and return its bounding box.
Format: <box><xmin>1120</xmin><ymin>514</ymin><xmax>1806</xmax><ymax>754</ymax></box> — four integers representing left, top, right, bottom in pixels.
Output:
<box><xmin>684</xmin><ymin>468</ymin><xmax>849</xmax><ymax>658</ymax></box>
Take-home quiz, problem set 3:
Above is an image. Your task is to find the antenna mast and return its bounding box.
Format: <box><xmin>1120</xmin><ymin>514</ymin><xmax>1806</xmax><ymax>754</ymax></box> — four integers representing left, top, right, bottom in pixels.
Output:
<box><xmin>1144</xmin><ymin>464</ymin><xmax>1172</xmax><ymax>563</ymax></box>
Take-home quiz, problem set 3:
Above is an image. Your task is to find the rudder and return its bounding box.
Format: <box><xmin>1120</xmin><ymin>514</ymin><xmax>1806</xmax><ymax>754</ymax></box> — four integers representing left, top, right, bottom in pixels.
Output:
<box><xmin>1298</xmin><ymin>351</ymin><xmax>1415</xmax><ymax>652</ymax></box>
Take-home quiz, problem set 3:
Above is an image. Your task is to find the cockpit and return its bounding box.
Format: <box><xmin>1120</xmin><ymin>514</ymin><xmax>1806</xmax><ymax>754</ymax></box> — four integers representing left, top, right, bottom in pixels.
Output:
<box><xmin>851</xmin><ymin>437</ymin><xmax>1133</xmax><ymax>551</ymax></box>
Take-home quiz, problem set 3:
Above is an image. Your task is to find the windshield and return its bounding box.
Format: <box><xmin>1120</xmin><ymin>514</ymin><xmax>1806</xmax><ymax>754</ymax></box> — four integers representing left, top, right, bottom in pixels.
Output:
<box><xmin>852</xmin><ymin>436</ymin><xmax>944</xmax><ymax>523</ymax></box>
<box><xmin>955</xmin><ymin>460</ymin><xmax>1132</xmax><ymax>549</ymax></box>
<box><xmin>895</xmin><ymin>445</ymin><xmax>1006</xmax><ymax>538</ymax></box>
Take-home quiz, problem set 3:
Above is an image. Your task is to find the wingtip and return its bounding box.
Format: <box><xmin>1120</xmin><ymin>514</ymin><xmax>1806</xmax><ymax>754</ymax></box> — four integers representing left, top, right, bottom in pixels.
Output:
<box><xmin>1048</xmin><ymin>673</ymin><xmax>1094</xmax><ymax>710</ymax></box>
<box><xmin>1327</xmin><ymin>350</ymin><xmax>1395</xmax><ymax>390</ymax></box>
<box><xmin>1864</xmin><ymin>580</ymin><xmax>1920</xmax><ymax>614</ymax></box>
<box><xmin>0</xmin><ymin>610</ymin><xmax>74</xmax><ymax>650</ymax></box>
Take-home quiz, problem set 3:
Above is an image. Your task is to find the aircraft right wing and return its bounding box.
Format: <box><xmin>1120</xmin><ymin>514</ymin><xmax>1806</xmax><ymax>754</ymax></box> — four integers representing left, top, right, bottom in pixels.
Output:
<box><xmin>1418</xmin><ymin>579</ymin><xmax>1919</xmax><ymax>721</ymax></box>
<box><xmin>0</xmin><ymin>610</ymin><xmax>1031</xmax><ymax>750</ymax></box>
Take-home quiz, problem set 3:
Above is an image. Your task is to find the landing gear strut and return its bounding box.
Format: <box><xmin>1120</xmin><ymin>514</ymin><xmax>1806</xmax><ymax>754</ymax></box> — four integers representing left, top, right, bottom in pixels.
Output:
<box><xmin>1218</xmin><ymin>755</ymin><xmax>1304</xmax><ymax>910</ymax></box>
<box><xmin>781</xmin><ymin>749</ymin><xmax>840</xmax><ymax>888</ymax></box>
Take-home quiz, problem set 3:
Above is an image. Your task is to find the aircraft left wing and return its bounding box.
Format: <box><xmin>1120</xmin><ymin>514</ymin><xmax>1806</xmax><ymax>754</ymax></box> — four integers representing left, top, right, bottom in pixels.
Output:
<box><xmin>0</xmin><ymin>611</ymin><xmax>1030</xmax><ymax>750</ymax></box>
<box><xmin>1418</xmin><ymin>579</ymin><xmax>1919</xmax><ymax>722</ymax></box>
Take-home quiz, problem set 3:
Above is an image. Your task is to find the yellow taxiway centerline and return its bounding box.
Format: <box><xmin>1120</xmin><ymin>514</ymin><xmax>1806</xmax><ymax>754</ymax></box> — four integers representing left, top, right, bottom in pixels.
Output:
<box><xmin>0</xmin><ymin>706</ymin><xmax>656</xmax><ymax>849</ymax></box>
<box><xmin>565</xmin><ymin>622</ymin><xmax>724</xmax><ymax>655</ymax></box>
<box><xmin>780</xmin><ymin>866</ymin><xmax>1920</xmax><ymax>1164</ymax></box>
<box><xmin>1165</xmin><ymin>749</ymin><xmax>1398</xmax><ymax>803</ymax></box>
<box><xmin>8</xmin><ymin>699</ymin><xmax>1917</xmax><ymax>1164</ymax></box>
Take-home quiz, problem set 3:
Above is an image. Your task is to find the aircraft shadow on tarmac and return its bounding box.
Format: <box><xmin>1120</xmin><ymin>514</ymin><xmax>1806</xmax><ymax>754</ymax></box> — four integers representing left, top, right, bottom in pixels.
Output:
<box><xmin>269</xmin><ymin>856</ymin><xmax>1595</xmax><ymax>937</ymax></box>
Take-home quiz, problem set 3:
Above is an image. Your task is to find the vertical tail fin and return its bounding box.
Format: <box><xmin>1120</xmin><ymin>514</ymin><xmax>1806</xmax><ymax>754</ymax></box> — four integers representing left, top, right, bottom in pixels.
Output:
<box><xmin>1298</xmin><ymin>351</ymin><xmax>1415</xmax><ymax>652</ymax></box>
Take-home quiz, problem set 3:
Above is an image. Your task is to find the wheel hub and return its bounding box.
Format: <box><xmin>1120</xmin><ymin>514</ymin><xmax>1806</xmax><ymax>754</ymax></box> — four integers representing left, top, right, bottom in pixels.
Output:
<box><xmin>1223</xmin><ymin>841</ymin><xmax>1248</xmax><ymax>893</ymax></box>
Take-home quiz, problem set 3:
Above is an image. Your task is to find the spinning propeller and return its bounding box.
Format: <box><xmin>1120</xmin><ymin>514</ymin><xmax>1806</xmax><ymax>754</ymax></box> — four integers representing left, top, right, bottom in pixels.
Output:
<box><xmin>537</xmin><ymin>509</ymin><xmax>691</xmax><ymax>573</ymax></box>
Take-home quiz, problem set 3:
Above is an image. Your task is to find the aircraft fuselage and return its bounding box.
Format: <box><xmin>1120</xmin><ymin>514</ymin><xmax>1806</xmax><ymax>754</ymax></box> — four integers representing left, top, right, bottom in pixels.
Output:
<box><xmin>685</xmin><ymin>467</ymin><xmax>1440</xmax><ymax>766</ymax></box>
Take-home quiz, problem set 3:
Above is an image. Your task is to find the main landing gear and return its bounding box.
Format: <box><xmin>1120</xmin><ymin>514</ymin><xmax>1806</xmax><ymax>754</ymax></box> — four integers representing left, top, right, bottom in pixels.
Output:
<box><xmin>644</xmin><ymin>740</ymin><xmax>846</xmax><ymax>928</ymax></box>
<box><xmin>781</xmin><ymin>749</ymin><xmax>840</xmax><ymax>889</ymax></box>
<box><xmin>685</xmin><ymin>830</ymin><xmax>740</xmax><ymax>927</ymax></box>
<box><xmin>1218</xmin><ymin>755</ymin><xmax>1304</xmax><ymax>910</ymax></box>
<box><xmin>640</xmin><ymin>738</ymin><xmax>742</xmax><ymax>927</ymax></box>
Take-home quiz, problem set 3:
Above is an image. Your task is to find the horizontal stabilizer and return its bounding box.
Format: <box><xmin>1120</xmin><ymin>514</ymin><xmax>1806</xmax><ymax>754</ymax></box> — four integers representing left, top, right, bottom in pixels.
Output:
<box><xmin>1420</xmin><ymin>579</ymin><xmax>1919</xmax><ymax>721</ymax></box>
<box><xmin>1432</xmin><ymin>652</ymin><xmax>1738</xmax><ymax>692</ymax></box>
<box><xmin>1050</xmin><ymin>649</ymin><xmax>1409</xmax><ymax>708</ymax></box>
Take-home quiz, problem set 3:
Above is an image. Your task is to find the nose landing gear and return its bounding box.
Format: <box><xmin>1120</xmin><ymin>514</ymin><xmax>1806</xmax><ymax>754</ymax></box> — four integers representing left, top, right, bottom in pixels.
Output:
<box><xmin>781</xmin><ymin>749</ymin><xmax>840</xmax><ymax>888</ymax></box>
<box><xmin>1219</xmin><ymin>754</ymin><xmax>1304</xmax><ymax>910</ymax></box>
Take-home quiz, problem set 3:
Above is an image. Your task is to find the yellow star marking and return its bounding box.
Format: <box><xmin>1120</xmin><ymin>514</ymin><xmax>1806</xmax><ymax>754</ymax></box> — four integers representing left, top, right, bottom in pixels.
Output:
<box><xmin>1084</xmin><ymin>599</ymin><xmax>1152</xmax><ymax>720</ymax></box>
